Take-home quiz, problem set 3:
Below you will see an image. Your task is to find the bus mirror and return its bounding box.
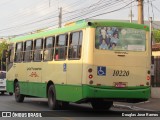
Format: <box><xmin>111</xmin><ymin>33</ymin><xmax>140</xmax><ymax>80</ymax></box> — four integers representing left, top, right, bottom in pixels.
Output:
<box><xmin>1</xmin><ymin>50</ymin><xmax>8</xmax><ymax>62</ymax></box>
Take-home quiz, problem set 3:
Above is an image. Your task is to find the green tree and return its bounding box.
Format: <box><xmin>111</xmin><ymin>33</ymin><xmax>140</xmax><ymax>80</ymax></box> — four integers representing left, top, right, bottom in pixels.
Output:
<box><xmin>0</xmin><ymin>41</ymin><xmax>8</xmax><ymax>71</ymax></box>
<box><xmin>0</xmin><ymin>41</ymin><xmax>8</xmax><ymax>60</ymax></box>
<box><xmin>153</xmin><ymin>30</ymin><xmax>160</xmax><ymax>43</ymax></box>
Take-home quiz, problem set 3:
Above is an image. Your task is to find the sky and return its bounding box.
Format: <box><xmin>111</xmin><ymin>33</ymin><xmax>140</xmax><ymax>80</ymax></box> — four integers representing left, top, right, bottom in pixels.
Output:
<box><xmin>0</xmin><ymin>0</ymin><xmax>160</xmax><ymax>37</ymax></box>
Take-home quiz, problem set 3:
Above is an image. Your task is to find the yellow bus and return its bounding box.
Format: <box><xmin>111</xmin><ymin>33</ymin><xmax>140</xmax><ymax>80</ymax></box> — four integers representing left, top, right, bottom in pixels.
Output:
<box><xmin>5</xmin><ymin>20</ymin><xmax>151</xmax><ymax>110</ymax></box>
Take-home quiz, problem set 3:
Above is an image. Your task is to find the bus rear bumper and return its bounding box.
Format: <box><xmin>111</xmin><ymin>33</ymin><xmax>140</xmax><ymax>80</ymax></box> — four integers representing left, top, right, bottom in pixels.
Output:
<box><xmin>82</xmin><ymin>85</ymin><xmax>151</xmax><ymax>100</ymax></box>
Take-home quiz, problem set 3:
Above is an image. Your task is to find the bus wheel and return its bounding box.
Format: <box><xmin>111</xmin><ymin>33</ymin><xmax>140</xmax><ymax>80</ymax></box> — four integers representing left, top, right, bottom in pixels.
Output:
<box><xmin>91</xmin><ymin>101</ymin><xmax>113</xmax><ymax>110</ymax></box>
<box><xmin>48</xmin><ymin>85</ymin><xmax>58</xmax><ymax>110</ymax></box>
<box><xmin>15</xmin><ymin>82</ymin><xmax>24</xmax><ymax>102</ymax></box>
<box><xmin>1</xmin><ymin>92</ymin><xmax>4</xmax><ymax>95</ymax></box>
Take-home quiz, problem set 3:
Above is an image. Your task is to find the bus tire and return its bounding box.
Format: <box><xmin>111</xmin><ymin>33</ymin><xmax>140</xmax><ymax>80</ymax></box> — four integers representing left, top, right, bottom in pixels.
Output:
<box><xmin>15</xmin><ymin>82</ymin><xmax>24</xmax><ymax>102</ymax></box>
<box><xmin>48</xmin><ymin>85</ymin><xmax>58</xmax><ymax>110</ymax></box>
<box><xmin>91</xmin><ymin>100</ymin><xmax>113</xmax><ymax>110</ymax></box>
<box><xmin>1</xmin><ymin>91</ymin><xmax>4</xmax><ymax>95</ymax></box>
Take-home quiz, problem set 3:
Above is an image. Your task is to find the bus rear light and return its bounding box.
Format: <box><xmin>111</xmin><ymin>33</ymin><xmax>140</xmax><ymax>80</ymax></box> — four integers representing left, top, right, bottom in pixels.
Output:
<box><xmin>89</xmin><ymin>80</ymin><xmax>93</xmax><ymax>84</ymax></box>
<box><xmin>89</xmin><ymin>74</ymin><xmax>93</xmax><ymax>79</ymax></box>
<box><xmin>147</xmin><ymin>76</ymin><xmax>150</xmax><ymax>80</ymax></box>
<box><xmin>88</xmin><ymin>68</ymin><xmax>92</xmax><ymax>73</ymax></box>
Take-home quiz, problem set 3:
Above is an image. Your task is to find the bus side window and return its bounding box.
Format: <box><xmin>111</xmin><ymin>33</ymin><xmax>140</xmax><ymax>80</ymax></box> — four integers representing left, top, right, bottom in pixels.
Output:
<box><xmin>55</xmin><ymin>34</ymin><xmax>68</xmax><ymax>60</ymax></box>
<box><xmin>24</xmin><ymin>40</ymin><xmax>33</xmax><ymax>62</ymax></box>
<box><xmin>15</xmin><ymin>42</ymin><xmax>23</xmax><ymax>62</ymax></box>
<box><xmin>8</xmin><ymin>44</ymin><xmax>14</xmax><ymax>63</ymax></box>
<box><xmin>68</xmin><ymin>31</ymin><xmax>83</xmax><ymax>59</ymax></box>
<box><xmin>44</xmin><ymin>36</ymin><xmax>54</xmax><ymax>61</ymax></box>
<box><xmin>33</xmin><ymin>38</ymin><xmax>43</xmax><ymax>62</ymax></box>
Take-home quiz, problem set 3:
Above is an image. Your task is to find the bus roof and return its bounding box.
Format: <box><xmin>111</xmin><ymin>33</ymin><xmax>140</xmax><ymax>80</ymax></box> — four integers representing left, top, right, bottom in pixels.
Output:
<box><xmin>9</xmin><ymin>19</ymin><xmax>149</xmax><ymax>43</ymax></box>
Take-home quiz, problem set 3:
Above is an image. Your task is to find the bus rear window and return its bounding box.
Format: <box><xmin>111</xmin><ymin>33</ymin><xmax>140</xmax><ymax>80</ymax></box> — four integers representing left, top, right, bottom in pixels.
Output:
<box><xmin>95</xmin><ymin>27</ymin><xmax>146</xmax><ymax>51</ymax></box>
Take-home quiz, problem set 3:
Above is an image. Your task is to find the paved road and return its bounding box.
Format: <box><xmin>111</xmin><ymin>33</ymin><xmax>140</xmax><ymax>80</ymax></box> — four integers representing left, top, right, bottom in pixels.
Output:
<box><xmin>0</xmin><ymin>93</ymin><xmax>124</xmax><ymax>112</ymax></box>
<box><xmin>0</xmin><ymin>93</ymin><xmax>159</xmax><ymax>120</ymax></box>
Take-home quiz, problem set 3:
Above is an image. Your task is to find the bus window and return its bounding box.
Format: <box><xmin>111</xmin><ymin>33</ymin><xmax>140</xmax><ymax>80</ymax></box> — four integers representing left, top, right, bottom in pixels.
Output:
<box><xmin>8</xmin><ymin>44</ymin><xmax>14</xmax><ymax>63</ymax></box>
<box><xmin>68</xmin><ymin>31</ymin><xmax>83</xmax><ymax>59</ymax></box>
<box><xmin>55</xmin><ymin>34</ymin><xmax>68</xmax><ymax>60</ymax></box>
<box><xmin>34</xmin><ymin>38</ymin><xmax>43</xmax><ymax>61</ymax></box>
<box><xmin>44</xmin><ymin>37</ymin><xmax>54</xmax><ymax>61</ymax></box>
<box><xmin>15</xmin><ymin>42</ymin><xmax>23</xmax><ymax>62</ymax></box>
<box><xmin>24</xmin><ymin>40</ymin><xmax>33</xmax><ymax>62</ymax></box>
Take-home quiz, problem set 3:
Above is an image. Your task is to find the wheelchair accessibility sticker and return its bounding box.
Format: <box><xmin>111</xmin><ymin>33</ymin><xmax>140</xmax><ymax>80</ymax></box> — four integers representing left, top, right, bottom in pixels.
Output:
<box><xmin>97</xmin><ymin>66</ymin><xmax>106</xmax><ymax>76</ymax></box>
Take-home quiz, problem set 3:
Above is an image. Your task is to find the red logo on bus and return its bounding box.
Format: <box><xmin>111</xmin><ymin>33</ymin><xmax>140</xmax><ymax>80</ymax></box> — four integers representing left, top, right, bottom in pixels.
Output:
<box><xmin>29</xmin><ymin>72</ymin><xmax>39</xmax><ymax>77</ymax></box>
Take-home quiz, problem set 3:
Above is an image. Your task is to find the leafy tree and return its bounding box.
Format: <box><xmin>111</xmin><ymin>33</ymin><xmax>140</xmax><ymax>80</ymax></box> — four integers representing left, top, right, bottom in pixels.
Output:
<box><xmin>153</xmin><ymin>30</ymin><xmax>160</xmax><ymax>43</ymax></box>
<box><xmin>0</xmin><ymin>41</ymin><xmax>8</xmax><ymax>71</ymax></box>
<box><xmin>0</xmin><ymin>41</ymin><xmax>8</xmax><ymax>60</ymax></box>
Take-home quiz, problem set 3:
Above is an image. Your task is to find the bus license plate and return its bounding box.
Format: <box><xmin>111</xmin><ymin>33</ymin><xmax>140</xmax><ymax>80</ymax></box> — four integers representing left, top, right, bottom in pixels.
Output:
<box><xmin>115</xmin><ymin>83</ymin><xmax>126</xmax><ymax>88</ymax></box>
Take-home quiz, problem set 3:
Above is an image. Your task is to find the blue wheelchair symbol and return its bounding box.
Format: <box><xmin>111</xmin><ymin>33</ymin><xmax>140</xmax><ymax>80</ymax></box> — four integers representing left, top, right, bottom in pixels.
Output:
<box><xmin>97</xmin><ymin>66</ymin><xmax>106</xmax><ymax>76</ymax></box>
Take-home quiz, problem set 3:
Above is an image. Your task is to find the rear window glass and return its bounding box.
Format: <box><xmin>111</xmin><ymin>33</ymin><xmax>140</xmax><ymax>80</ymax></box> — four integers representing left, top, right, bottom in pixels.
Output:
<box><xmin>95</xmin><ymin>27</ymin><xmax>146</xmax><ymax>51</ymax></box>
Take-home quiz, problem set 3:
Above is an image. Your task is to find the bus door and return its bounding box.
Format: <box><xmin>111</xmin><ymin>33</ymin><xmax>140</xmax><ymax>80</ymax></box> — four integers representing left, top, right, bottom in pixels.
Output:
<box><xmin>67</xmin><ymin>31</ymin><xmax>83</xmax><ymax>85</ymax></box>
<box><xmin>7</xmin><ymin>44</ymin><xmax>15</xmax><ymax>80</ymax></box>
<box><xmin>6</xmin><ymin>43</ymin><xmax>15</xmax><ymax>92</ymax></box>
<box><xmin>14</xmin><ymin>42</ymin><xmax>28</xmax><ymax>94</ymax></box>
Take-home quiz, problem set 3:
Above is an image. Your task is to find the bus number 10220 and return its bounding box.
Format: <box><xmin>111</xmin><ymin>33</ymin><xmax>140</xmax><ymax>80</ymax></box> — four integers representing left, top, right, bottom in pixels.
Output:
<box><xmin>113</xmin><ymin>70</ymin><xmax>129</xmax><ymax>76</ymax></box>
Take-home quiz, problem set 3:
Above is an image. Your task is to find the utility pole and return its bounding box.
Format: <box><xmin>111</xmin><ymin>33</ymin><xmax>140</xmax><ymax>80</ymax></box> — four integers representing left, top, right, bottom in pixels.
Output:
<box><xmin>149</xmin><ymin>17</ymin><xmax>154</xmax><ymax>86</ymax></box>
<box><xmin>58</xmin><ymin>7</ymin><xmax>62</xmax><ymax>28</ymax></box>
<box><xmin>129</xmin><ymin>1</ymin><xmax>134</xmax><ymax>23</ymax></box>
<box><xmin>137</xmin><ymin>0</ymin><xmax>144</xmax><ymax>24</ymax></box>
<box><xmin>149</xmin><ymin>17</ymin><xmax>153</xmax><ymax>45</ymax></box>
<box><xmin>49</xmin><ymin>0</ymin><xmax>51</xmax><ymax>7</ymax></box>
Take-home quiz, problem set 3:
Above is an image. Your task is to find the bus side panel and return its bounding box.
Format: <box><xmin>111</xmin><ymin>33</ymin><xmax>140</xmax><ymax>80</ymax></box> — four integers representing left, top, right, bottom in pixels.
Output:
<box><xmin>20</xmin><ymin>81</ymin><xmax>28</xmax><ymax>95</ymax></box>
<box><xmin>6</xmin><ymin>80</ymin><xmax>14</xmax><ymax>93</ymax></box>
<box><xmin>6</xmin><ymin>70</ymin><xmax>15</xmax><ymax>93</ymax></box>
<box><xmin>6</xmin><ymin>63</ymin><xmax>16</xmax><ymax>93</ymax></box>
<box><xmin>55</xmin><ymin>84</ymin><xmax>82</xmax><ymax>102</ymax></box>
<box><xmin>7</xmin><ymin>80</ymin><xmax>47</xmax><ymax>98</ymax></box>
<box><xmin>27</xmin><ymin>82</ymin><xmax>46</xmax><ymax>98</ymax></box>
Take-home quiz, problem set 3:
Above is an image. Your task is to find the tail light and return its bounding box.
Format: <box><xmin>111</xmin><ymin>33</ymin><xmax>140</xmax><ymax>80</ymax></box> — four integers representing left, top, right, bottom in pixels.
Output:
<box><xmin>89</xmin><ymin>74</ymin><xmax>93</xmax><ymax>79</ymax></box>
<box><xmin>147</xmin><ymin>76</ymin><xmax>150</xmax><ymax>80</ymax></box>
<box><xmin>88</xmin><ymin>68</ymin><xmax>92</xmax><ymax>73</ymax></box>
<box><xmin>88</xmin><ymin>68</ymin><xmax>93</xmax><ymax>84</ymax></box>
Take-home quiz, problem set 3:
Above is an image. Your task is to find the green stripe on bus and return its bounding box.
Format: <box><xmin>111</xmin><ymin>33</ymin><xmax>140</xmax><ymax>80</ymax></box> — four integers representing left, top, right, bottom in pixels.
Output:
<box><xmin>7</xmin><ymin>80</ymin><xmax>150</xmax><ymax>102</ymax></box>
